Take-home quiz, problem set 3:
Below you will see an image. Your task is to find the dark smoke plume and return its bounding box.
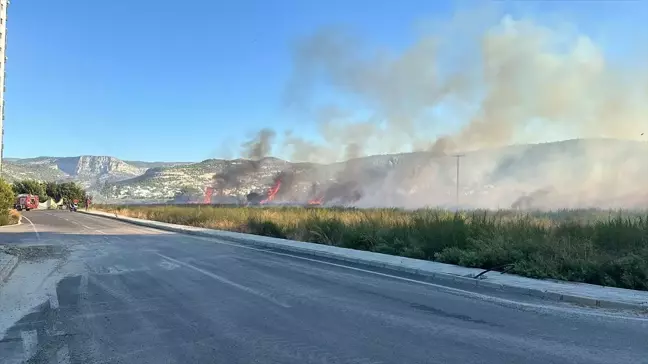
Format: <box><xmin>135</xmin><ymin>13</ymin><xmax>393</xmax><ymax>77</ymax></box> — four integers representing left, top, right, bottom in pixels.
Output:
<box><xmin>511</xmin><ymin>187</ymin><xmax>555</xmax><ymax>210</ymax></box>
<box><xmin>271</xmin><ymin>171</ymin><xmax>298</xmax><ymax>200</ymax></box>
<box><xmin>213</xmin><ymin>129</ymin><xmax>277</xmax><ymax>193</ymax></box>
<box><xmin>242</xmin><ymin>128</ymin><xmax>276</xmax><ymax>161</ymax></box>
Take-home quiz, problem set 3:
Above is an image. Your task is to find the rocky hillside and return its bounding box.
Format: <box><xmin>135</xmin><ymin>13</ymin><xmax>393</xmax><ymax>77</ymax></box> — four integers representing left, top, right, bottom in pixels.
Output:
<box><xmin>98</xmin><ymin>138</ymin><xmax>648</xmax><ymax>209</ymax></box>
<box><xmin>1</xmin><ymin>156</ymin><xmax>189</xmax><ymax>189</ymax></box>
<box><xmin>4</xmin><ymin>139</ymin><xmax>648</xmax><ymax>209</ymax></box>
<box><xmin>100</xmin><ymin>157</ymin><xmax>297</xmax><ymax>202</ymax></box>
<box><xmin>2</xmin><ymin>159</ymin><xmax>68</xmax><ymax>182</ymax></box>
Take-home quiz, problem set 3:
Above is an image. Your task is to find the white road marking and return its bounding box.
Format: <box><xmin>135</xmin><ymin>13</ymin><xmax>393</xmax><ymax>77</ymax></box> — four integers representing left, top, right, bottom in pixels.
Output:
<box><xmin>79</xmin><ymin>273</ymin><xmax>89</xmax><ymax>298</ymax></box>
<box><xmin>56</xmin><ymin>344</ymin><xmax>71</xmax><ymax>364</ymax></box>
<box><xmin>44</xmin><ymin>212</ymin><xmax>94</xmax><ymax>230</ymax></box>
<box><xmin>156</xmin><ymin>252</ymin><xmax>291</xmax><ymax>308</ymax></box>
<box><xmin>158</xmin><ymin>260</ymin><xmax>181</xmax><ymax>270</ymax></box>
<box><xmin>20</xmin><ymin>329</ymin><xmax>38</xmax><ymax>359</ymax></box>
<box><xmin>20</xmin><ymin>215</ymin><xmax>40</xmax><ymax>241</ymax></box>
<box><xmin>79</xmin><ymin>222</ymin><xmax>94</xmax><ymax>230</ymax></box>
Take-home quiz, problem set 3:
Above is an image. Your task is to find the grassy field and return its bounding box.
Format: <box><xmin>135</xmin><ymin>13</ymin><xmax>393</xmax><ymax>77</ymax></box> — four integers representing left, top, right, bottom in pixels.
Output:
<box><xmin>93</xmin><ymin>205</ymin><xmax>648</xmax><ymax>291</ymax></box>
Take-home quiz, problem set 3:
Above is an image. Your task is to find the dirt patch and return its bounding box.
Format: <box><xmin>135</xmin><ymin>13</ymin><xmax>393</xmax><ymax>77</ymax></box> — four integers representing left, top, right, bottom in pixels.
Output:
<box><xmin>0</xmin><ymin>244</ymin><xmax>68</xmax><ymax>261</ymax></box>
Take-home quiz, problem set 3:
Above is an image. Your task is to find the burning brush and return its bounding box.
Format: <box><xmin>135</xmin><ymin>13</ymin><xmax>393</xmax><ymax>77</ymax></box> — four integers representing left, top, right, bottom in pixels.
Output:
<box><xmin>260</xmin><ymin>178</ymin><xmax>282</xmax><ymax>204</ymax></box>
<box><xmin>307</xmin><ymin>182</ymin><xmax>323</xmax><ymax>205</ymax></box>
<box><xmin>307</xmin><ymin>197</ymin><xmax>323</xmax><ymax>206</ymax></box>
<box><xmin>245</xmin><ymin>171</ymin><xmax>297</xmax><ymax>205</ymax></box>
<box><xmin>249</xmin><ymin>170</ymin><xmax>366</xmax><ymax>207</ymax></box>
<box><xmin>306</xmin><ymin>181</ymin><xmax>363</xmax><ymax>206</ymax></box>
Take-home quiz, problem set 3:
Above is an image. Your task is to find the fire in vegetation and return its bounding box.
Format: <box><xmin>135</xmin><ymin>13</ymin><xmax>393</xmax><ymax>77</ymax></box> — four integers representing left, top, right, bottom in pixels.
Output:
<box><xmin>251</xmin><ymin>170</ymin><xmax>364</xmax><ymax>207</ymax></box>
<box><xmin>260</xmin><ymin>176</ymin><xmax>282</xmax><ymax>204</ymax></box>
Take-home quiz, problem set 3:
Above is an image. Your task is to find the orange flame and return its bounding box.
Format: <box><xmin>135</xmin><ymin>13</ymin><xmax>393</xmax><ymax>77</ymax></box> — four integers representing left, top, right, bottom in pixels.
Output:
<box><xmin>307</xmin><ymin>196</ymin><xmax>323</xmax><ymax>205</ymax></box>
<box><xmin>204</xmin><ymin>187</ymin><xmax>214</xmax><ymax>204</ymax></box>
<box><xmin>260</xmin><ymin>180</ymin><xmax>281</xmax><ymax>204</ymax></box>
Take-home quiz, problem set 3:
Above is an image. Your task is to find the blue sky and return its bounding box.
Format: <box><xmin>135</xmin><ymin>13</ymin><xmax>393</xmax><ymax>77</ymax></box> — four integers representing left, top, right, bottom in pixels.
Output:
<box><xmin>4</xmin><ymin>0</ymin><xmax>646</xmax><ymax>162</ymax></box>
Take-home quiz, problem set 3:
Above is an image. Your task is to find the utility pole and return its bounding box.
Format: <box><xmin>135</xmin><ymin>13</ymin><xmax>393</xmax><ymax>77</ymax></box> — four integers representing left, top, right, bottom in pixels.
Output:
<box><xmin>454</xmin><ymin>154</ymin><xmax>465</xmax><ymax>209</ymax></box>
<box><xmin>0</xmin><ymin>0</ymin><xmax>9</xmax><ymax>179</ymax></box>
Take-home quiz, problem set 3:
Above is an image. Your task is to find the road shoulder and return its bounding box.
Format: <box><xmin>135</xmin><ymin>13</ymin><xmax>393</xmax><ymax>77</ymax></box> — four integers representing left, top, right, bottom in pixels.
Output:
<box><xmin>0</xmin><ymin>252</ymin><xmax>18</xmax><ymax>284</ymax></box>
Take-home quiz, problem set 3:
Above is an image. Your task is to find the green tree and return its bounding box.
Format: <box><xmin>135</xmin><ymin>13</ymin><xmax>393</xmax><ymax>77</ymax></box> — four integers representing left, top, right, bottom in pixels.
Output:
<box><xmin>45</xmin><ymin>181</ymin><xmax>62</xmax><ymax>201</ymax></box>
<box><xmin>56</xmin><ymin>182</ymin><xmax>87</xmax><ymax>204</ymax></box>
<box><xmin>12</xmin><ymin>179</ymin><xmax>48</xmax><ymax>202</ymax></box>
<box><xmin>0</xmin><ymin>178</ymin><xmax>15</xmax><ymax>211</ymax></box>
<box><xmin>0</xmin><ymin>179</ymin><xmax>15</xmax><ymax>225</ymax></box>
<box><xmin>11</xmin><ymin>180</ymin><xmax>89</xmax><ymax>205</ymax></box>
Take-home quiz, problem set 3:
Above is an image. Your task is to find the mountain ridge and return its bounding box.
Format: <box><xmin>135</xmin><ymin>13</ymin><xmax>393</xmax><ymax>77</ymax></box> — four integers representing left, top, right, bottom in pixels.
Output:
<box><xmin>2</xmin><ymin>138</ymin><xmax>647</xmax><ymax>209</ymax></box>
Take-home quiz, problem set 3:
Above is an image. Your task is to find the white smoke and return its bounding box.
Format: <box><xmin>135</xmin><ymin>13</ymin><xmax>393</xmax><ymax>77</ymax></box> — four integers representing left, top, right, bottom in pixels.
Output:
<box><xmin>244</xmin><ymin>9</ymin><xmax>648</xmax><ymax>209</ymax></box>
<box><xmin>282</xmin><ymin>13</ymin><xmax>647</xmax><ymax>161</ymax></box>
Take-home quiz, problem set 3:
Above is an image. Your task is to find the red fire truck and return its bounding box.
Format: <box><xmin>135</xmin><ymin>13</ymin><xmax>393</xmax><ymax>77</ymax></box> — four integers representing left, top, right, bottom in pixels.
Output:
<box><xmin>14</xmin><ymin>194</ymin><xmax>39</xmax><ymax>211</ymax></box>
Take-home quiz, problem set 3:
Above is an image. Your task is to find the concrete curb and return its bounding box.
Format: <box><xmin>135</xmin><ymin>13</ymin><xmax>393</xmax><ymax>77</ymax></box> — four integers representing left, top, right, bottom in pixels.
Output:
<box><xmin>0</xmin><ymin>252</ymin><xmax>18</xmax><ymax>284</ymax></box>
<box><xmin>80</xmin><ymin>210</ymin><xmax>648</xmax><ymax>311</ymax></box>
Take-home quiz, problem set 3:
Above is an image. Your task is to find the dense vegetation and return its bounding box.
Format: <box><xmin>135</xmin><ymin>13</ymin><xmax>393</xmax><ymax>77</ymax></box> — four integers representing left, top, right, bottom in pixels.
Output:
<box><xmin>93</xmin><ymin>205</ymin><xmax>648</xmax><ymax>291</ymax></box>
<box><xmin>12</xmin><ymin>179</ymin><xmax>88</xmax><ymax>205</ymax></box>
<box><xmin>0</xmin><ymin>179</ymin><xmax>18</xmax><ymax>225</ymax></box>
<box><xmin>0</xmin><ymin>179</ymin><xmax>89</xmax><ymax>226</ymax></box>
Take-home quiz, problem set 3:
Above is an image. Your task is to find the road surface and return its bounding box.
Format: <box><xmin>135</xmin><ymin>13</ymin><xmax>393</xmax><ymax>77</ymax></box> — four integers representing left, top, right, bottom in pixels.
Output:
<box><xmin>0</xmin><ymin>210</ymin><xmax>646</xmax><ymax>364</ymax></box>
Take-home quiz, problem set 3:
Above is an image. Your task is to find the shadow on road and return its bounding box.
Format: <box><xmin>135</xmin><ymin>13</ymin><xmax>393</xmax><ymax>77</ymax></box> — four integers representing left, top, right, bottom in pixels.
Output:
<box><xmin>0</xmin><ymin>228</ymin><xmax>647</xmax><ymax>364</ymax></box>
<box><xmin>0</xmin><ymin>276</ymin><xmax>88</xmax><ymax>364</ymax></box>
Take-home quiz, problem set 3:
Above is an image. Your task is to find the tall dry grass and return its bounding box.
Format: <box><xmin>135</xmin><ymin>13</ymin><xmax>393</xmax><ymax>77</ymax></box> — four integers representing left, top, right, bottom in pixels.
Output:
<box><xmin>0</xmin><ymin>209</ymin><xmax>20</xmax><ymax>226</ymax></box>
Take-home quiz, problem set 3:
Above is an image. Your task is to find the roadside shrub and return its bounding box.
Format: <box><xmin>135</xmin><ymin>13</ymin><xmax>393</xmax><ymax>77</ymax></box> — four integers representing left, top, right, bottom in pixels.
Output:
<box><xmin>0</xmin><ymin>179</ymin><xmax>16</xmax><ymax>226</ymax></box>
<box><xmin>0</xmin><ymin>178</ymin><xmax>14</xmax><ymax>211</ymax></box>
<box><xmin>1</xmin><ymin>209</ymin><xmax>21</xmax><ymax>226</ymax></box>
<box><xmin>247</xmin><ymin>218</ymin><xmax>286</xmax><ymax>239</ymax></box>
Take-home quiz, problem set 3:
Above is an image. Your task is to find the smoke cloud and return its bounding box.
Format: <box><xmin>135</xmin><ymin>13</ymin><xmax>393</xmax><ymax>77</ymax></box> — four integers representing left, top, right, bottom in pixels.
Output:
<box><xmin>231</xmin><ymin>10</ymin><xmax>648</xmax><ymax>210</ymax></box>
<box><xmin>281</xmin><ymin>13</ymin><xmax>647</xmax><ymax>161</ymax></box>
<box><xmin>242</xmin><ymin>129</ymin><xmax>276</xmax><ymax>161</ymax></box>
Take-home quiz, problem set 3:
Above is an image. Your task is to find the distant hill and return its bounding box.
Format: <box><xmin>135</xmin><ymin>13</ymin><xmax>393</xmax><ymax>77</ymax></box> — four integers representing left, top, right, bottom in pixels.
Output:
<box><xmin>1</xmin><ymin>156</ymin><xmax>187</xmax><ymax>189</ymax></box>
<box><xmin>124</xmin><ymin>161</ymin><xmax>191</xmax><ymax>169</ymax></box>
<box><xmin>4</xmin><ymin>139</ymin><xmax>648</xmax><ymax>209</ymax></box>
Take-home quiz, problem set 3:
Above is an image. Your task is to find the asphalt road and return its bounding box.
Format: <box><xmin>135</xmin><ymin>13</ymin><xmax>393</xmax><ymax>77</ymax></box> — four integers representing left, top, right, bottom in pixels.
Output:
<box><xmin>0</xmin><ymin>210</ymin><xmax>647</xmax><ymax>364</ymax></box>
